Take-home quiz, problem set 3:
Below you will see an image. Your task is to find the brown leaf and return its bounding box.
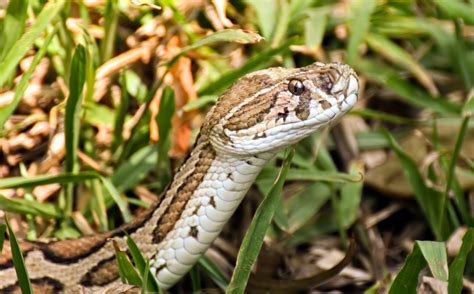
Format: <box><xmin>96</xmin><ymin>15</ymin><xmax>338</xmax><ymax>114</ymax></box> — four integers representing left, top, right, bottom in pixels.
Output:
<box><xmin>94</xmin><ymin>38</ymin><xmax>158</xmax><ymax>102</ymax></box>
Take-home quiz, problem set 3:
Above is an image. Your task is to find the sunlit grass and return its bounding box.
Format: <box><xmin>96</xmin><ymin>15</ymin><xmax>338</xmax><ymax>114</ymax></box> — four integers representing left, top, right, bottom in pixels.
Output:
<box><xmin>0</xmin><ymin>0</ymin><xmax>472</xmax><ymax>292</ymax></box>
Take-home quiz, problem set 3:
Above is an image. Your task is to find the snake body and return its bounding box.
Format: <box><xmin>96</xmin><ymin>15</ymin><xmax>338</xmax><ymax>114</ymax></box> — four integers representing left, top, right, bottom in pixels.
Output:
<box><xmin>0</xmin><ymin>62</ymin><xmax>359</xmax><ymax>292</ymax></box>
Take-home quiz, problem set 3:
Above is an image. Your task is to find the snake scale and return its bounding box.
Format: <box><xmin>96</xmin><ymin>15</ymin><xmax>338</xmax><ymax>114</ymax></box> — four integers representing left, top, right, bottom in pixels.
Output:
<box><xmin>0</xmin><ymin>62</ymin><xmax>359</xmax><ymax>293</ymax></box>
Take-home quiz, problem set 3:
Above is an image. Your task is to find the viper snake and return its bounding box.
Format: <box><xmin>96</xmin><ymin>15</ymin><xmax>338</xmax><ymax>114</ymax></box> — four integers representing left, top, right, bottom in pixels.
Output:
<box><xmin>0</xmin><ymin>61</ymin><xmax>359</xmax><ymax>293</ymax></box>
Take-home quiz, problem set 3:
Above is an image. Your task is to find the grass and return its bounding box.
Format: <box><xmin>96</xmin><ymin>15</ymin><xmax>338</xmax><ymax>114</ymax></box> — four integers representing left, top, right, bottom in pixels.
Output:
<box><xmin>0</xmin><ymin>0</ymin><xmax>473</xmax><ymax>293</ymax></box>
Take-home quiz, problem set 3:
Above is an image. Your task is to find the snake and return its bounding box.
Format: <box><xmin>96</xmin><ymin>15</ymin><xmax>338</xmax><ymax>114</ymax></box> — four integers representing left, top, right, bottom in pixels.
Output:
<box><xmin>0</xmin><ymin>61</ymin><xmax>359</xmax><ymax>293</ymax></box>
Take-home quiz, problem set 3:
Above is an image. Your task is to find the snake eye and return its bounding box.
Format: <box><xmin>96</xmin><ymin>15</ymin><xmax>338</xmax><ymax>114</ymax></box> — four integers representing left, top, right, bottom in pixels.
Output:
<box><xmin>288</xmin><ymin>79</ymin><xmax>305</xmax><ymax>95</ymax></box>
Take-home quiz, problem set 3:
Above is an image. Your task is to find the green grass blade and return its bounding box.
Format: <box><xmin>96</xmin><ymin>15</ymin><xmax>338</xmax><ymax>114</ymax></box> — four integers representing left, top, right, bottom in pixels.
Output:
<box><xmin>258</xmin><ymin>168</ymin><xmax>362</xmax><ymax>185</ymax></box>
<box><xmin>0</xmin><ymin>0</ymin><xmax>28</xmax><ymax>60</ymax></box>
<box><xmin>198</xmin><ymin>256</ymin><xmax>229</xmax><ymax>290</ymax></box>
<box><xmin>100</xmin><ymin>177</ymin><xmax>131</xmax><ymax>222</ymax></box>
<box><xmin>357</xmin><ymin>56</ymin><xmax>462</xmax><ymax>114</ymax></box>
<box><xmin>347</xmin><ymin>0</ymin><xmax>376</xmax><ymax>64</ymax></box>
<box><xmin>91</xmin><ymin>179</ymin><xmax>109</xmax><ymax>232</ymax></box>
<box><xmin>244</xmin><ymin>0</ymin><xmax>278</xmax><ymax>40</ymax></box>
<box><xmin>448</xmin><ymin>228</ymin><xmax>474</xmax><ymax>293</ymax></box>
<box><xmin>365</xmin><ymin>33</ymin><xmax>436</xmax><ymax>94</ymax></box>
<box><xmin>356</xmin><ymin>58</ymin><xmax>461</xmax><ymax>115</ymax></box>
<box><xmin>350</xmin><ymin>109</ymin><xmax>423</xmax><ymax>125</ymax></box>
<box><xmin>100</xmin><ymin>0</ymin><xmax>119</xmax><ymax>62</ymax></box>
<box><xmin>82</xmin><ymin>33</ymin><xmax>96</xmax><ymax>103</ymax></box>
<box><xmin>183</xmin><ymin>95</ymin><xmax>218</xmax><ymax>112</ymax></box>
<box><xmin>227</xmin><ymin>148</ymin><xmax>294</xmax><ymax>293</ymax></box>
<box><xmin>190</xmin><ymin>265</ymin><xmax>201</xmax><ymax>292</ymax></box>
<box><xmin>126</xmin><ymin>235</ymin><xmax>160</xmax><ymax>292</ymax></box>
<box><xmin>304</xmin><ymin>8</ymin><xmax>329</xmax><ymax>51</ymax></box>
<box><xmin>421</xmin><ymin>21</ymin><xmax>474</xmax><ymax>90</ymax></box>
<box><xmin>444</xmin><ymin>116</ymin><xmax>470</xmax><ymax>222</ymax></box>
<box><xmin>122</xmin><ymin>70</ymin><xmax>148</xmax><ymax>102</ymax></box>
<box><xmin>113</xmin><ymin>240</ymin><xmax>142</xmax><ymax>286</ymax></box>
<box><xmin>112</xmin><ymin>145</ymin><xmax>158</xmax><ymax>193</ymax></box>
<box><xmin>336</xmin><ymin>161</ymin><xmax>364</xmax><ymax>231</ymax></box>
<box><xmin>5</xmin><ymin>218</ymin><xmax>32</xmax><ymax>294</ymax></box>
<box><xmin>141</xmin><ymin>261</ymin><xmax>149</xmax><ymax>294</ymax></box>
<box><xmin>155</xmin><ymin>87</ymin><xmax>175</xmax><ymax>192</ymax></box>
<box><xmin>0</xmin><ymin>171</ymin><xmax>101</xmax><ymax>188</ymax></box>
<box><xmin>385</xmin><ymin>76</ymin><xmax>461</xmax><ymax>115</ymax></box>
<box><xmin>0</xmin><ymin>194</ymin><xmax>60</xmax><ymax>218</ymax></box>
<box><xmin>463</xmin><ymin>95</ymin><xmax>474</xmax><ymax>114</ymax></box>
<box><xmin>0</xmin><ymin>26</ymin><xmax>58</xmax><ymax>129</ymax></box>
<box><xmin>199</xmin><ymin>40</ymin><xmax>291</xmax><ymax>95</ymax></box>
<box><xmin>272</xmin><ymin>191</ymin><xmax>289</xmax><ymax>232</ymax></box>
<box><xmin>63</xmin><ymin>44</ymin><xmax>87</xmax><ymax>216</ymax></box>
<box><xmin>141</xmin><ymin>260</ymin><xmax>162</xmax><ymax>294</ymax></box>
<box><xmin>0</xmin><ymin>224</ymin><xmax>6</xmax><ymax>252</ymax></box>
<box><xmin>417</xmin><ymin>241</ymin><xmax>448</xmax><ymax>281</ymax></box>
<box><xmin>65</xmin><ymin>44</ymin><xmax>86</xmax><ymax>173</ymax></box>
<box><xmin>167</xmin><ymin>29</ymin><xmax>263</xmax><ymax>67</ymax></box>
<box><xmin>383</xmin><ymin>129</ymin><xmax>447</xmax><ymax>240</ymax></box>
<box><xmin>269</xmin><ymin>0</ymin><xmax>290</xmax><ymax>47</ymax></box>
<box><xmin>434</xmin><ymin>0</ymin><xmax>474</xmax><ymax>25</ymax></box>
<box><xmin>389</xmin><ymin>242</ymin><xmax>427</xmax><ymax>294</ymax></box>
<box><xmin>0</xmin><ymin>0</ymin><xmax>65</xmax><ymax>88</ymax></box>
<box><xmin>286</xmin><ymin>183</ymin><xmax>331</xmax><ymax>233</ymax></box>
<box><xmin>112</xmin><ymin>72</ymin><xmax>131</xmax><ymax>152</ymax></box>
<box><xmin>83</xmin><ymin>102</ymin><xmax>117</xmax><ymax>127</ymax></box>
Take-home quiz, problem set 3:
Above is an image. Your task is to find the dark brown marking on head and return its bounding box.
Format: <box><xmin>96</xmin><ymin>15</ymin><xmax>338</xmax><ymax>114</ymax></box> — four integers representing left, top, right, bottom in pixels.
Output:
<box><xmin>209</xmin><ymin>196</ymin><xmax>216</xmax><ymax>208</ymax></box>
<box><xmin>205</xmin><ymin>74</ymin><xmax>274</xmax><ymax>130</ymax></box>
<box><xmin>317</xmin><ymin>73</ymin><xmax>333</xmax><ymax>93</ymax></box>
<box><xmin>152</xmin><ymin>143</ymin><xmax>216</xmax><ymax>243</ymax></box>
<box><xmin>277</xmin><ymin>107</ymin><xmax>290</xmax><ymax>122</ymax></box>
<box><xmin>319</xmin><ymin>100</ymin><xmax>332</xmax><ymax>110</ymax></box>
<box><xmin>269</xmin><ymin>91</ymin><xmax>280</xmax><ymax>110</ymax></box>
<box><xmin>190</xmin><ymin>226</ymin><xmax>199</xmax><ymax>238</ymax></box>
<box><xmin>223</xmin><ymin>84</ymin><xmax>286</xmax><ymax>132</ymax></box>
<box><xmin>224</xmin><ymin>97</ymin><xmax>272</xmax><ymax>131</ymax></box>
<box><xmin>294</xmin><ymin>90</ymin><xmax>312</xmax><ymax>121</ymax></box>
<box><xmin>80</xmin><ymin>256</ymin><xmax>119</xmax><ymax>287</ymax></box>
<box><xmin>227</xmin><ymin>172</ymin><xmax>233</xmax><ymax>181</ymax></box>
<box><xmin>253</xmin><ymin>132</ymin><xmax>267</xmax><ymax>140</ymax></box>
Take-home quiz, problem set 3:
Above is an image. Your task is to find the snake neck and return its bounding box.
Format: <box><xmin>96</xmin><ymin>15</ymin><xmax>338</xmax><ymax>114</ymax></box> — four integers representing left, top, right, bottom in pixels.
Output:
<box><xmin>129</xmin><ymin>140</ymin><xmax>276</xmax><ymax>289</ymax></box>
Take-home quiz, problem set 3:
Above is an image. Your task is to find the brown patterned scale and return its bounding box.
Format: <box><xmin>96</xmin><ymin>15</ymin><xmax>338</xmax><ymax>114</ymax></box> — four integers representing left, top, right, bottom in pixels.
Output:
<box><xmin>0</xmin><ymin>62</ymin><xmax>359</xmax><ymax>293</ymax></box>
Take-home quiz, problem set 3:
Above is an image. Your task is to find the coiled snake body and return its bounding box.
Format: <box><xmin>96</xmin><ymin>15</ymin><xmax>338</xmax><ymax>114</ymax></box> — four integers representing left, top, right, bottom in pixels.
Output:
<box><xmin>0</xmin><ymin>62</ymin><xmax>359</xmax><ymax>292</ymax></box>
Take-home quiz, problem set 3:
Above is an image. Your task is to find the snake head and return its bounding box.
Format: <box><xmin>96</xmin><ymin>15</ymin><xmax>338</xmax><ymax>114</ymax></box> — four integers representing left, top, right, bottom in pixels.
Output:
<box><xmin>206</xmin><ymin>62</ymin><xmax>359</xmax><ymax>155</ymax></box>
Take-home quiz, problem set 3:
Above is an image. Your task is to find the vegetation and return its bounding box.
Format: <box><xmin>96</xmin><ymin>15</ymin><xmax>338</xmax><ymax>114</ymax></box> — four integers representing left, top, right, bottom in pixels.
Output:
<box><xmin>0</xmin><ymin>0</ymin><xmax>473</xmax><ymax>292</ymax></box>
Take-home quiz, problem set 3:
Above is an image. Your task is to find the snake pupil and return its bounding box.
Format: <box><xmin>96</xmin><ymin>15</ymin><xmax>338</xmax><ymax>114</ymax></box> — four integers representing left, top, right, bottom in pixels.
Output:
<box><xmin>288</xmin><ymin>79</ymin><xmax>305</xmax><ymax>95</ymax></box>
